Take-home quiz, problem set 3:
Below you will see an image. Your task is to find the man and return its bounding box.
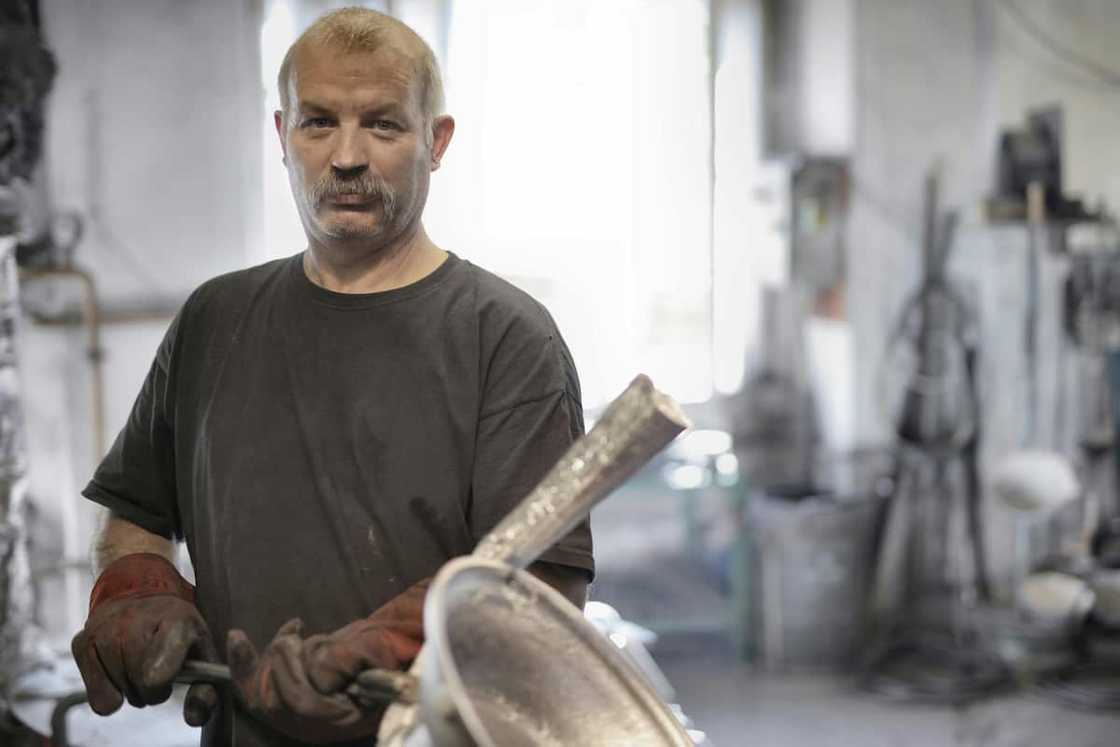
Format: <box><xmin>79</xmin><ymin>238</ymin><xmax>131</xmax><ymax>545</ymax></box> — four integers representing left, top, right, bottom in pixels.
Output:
<box><xmin>70</xmin><ymin>8</ymin><xmax>593</xmax><ymax>746</ymax></box>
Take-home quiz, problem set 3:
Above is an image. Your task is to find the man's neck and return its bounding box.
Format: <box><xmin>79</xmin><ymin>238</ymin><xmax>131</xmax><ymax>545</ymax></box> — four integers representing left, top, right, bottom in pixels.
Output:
<box><xmin>303</xmin><ymin>227</ymin><xmax>447</xmax><ymax>294</ymax></box>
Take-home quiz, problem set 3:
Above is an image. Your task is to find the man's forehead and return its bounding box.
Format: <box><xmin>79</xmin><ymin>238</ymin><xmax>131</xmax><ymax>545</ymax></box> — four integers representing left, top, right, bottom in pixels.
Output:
<box><xmin>288</xmin><ymin>43</ymin><xmax>422</xmax><ymax>114</ymax></box>
<box><xmin>291</xmin><ymin>40</ymin><xmax>418</xmax><ymax>90</ymax></box>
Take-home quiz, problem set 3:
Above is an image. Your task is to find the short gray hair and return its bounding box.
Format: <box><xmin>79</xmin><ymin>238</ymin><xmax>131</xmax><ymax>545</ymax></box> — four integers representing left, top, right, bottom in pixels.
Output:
<box><xmin>277</xmin><ymin>7</ymin><xmax>445</xmax><ymax>128</ymax></box>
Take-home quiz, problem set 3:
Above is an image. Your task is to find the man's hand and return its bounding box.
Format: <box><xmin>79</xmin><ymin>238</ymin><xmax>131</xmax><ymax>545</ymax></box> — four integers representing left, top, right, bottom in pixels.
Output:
<box><xmin>71</xmin><ymin>553</ymin><xmax>219</xmax><ymax>726</ymax></box>
<box><xmin>227</xmin><ymin>619</ymin><xmax>378</xmax><ymax>743</ymax></box>
<box><xmin>302</xmin><ymin>578</ymin><xmax>429</xmax><ymax>696</ymax></box>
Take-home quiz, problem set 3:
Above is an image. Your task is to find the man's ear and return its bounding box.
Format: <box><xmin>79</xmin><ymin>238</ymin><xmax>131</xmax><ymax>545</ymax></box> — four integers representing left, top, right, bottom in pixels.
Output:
<box><xmin>429</xmin><ymin>115</ymin><xmax>455</xmax><ymax>171</ymax></box>
<box><xmin>273</xmin><ymin>109</ymin><xmax>288</xmax><ymax>165</ymax></box>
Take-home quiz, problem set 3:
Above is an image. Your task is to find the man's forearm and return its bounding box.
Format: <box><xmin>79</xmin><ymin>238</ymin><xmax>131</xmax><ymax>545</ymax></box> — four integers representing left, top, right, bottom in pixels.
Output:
<box><xmin>93</xmin><ymin>512</ymin><xmax>175</xmax><ymax>573</ymax></box>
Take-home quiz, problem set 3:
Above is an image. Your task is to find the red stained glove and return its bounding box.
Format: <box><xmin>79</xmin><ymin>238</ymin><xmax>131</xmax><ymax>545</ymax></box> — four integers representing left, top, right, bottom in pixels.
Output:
<box><xmin>302</xmin><ymin>578</ymin><xmax>430</xmax><ymax>697</ymax></box>
<box><xmin>70</xmin><ymin>553</ymin><xmax>219</xmax><ymax>726</ymax></box>
<box><xmin>227</xmin><ymin>619</ymin><xmax>377</xmax><ymax>743</ymax></box>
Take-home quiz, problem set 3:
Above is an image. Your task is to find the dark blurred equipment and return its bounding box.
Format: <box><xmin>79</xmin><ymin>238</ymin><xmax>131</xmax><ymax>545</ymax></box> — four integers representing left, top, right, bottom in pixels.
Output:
<box><xmin>1064</xmin><ymin>237</ymin><xmax>1120</xmax><ymax>352</ymax></box>
<box><xmin>1061</xmin><ymin>224</ymin><xmax>1120</xmax><ymax>557</ymax></box>
<box><xmin>15</xmin><ymin>209</ymin><xmax>81</xmax><ymax>271</ymax></box>
<box><xmin>730</xmin><ymin>286</ymin><xmax>817</xmax><ymax>490</ymax></box>
<box><xmin>986</xmin><ymin>107</ymin><xmax>1094</xmax><ymax>224</ymax></box>
<box><xmin>865</xmin><ymin>169</ymin><xmax>1008</xmax><ymax>704</ymax></box>
<box><xmin>879</xmin><ymin>170</ymin><xmax>990</xmax><ymax>599</ymax></box>
<box><xmin>1036</xmin><ymin>662</ymin><xmax>1120</xmax><ymax>711</ymax></box>
<box><xmin>861</xmin><ymin>631</ymin><xmax>1009</xmax><ymax>705</ymax></box>
<box><xmin>0</xmin><ymin>1</ymin><xmax>54</xmax><ymax>190</ymax></box>
<box><xmin>883</xmin><ymin>167</ymin><xmax>977</xmax><ymax>454</ymax></box>
<box><xmin>1048</xmin><ymin>224</ymin><xmax>1120</xmax><ymax>711</ymax></box>
<box><xmin>0</xmin><ymin>0</ymin><xmax>54</xmax><ymax>720</ymax></box>
<box><xmin>747</xmin><ymin>482</ymin><xmax>887</xmax><ymax>671</ymax></box>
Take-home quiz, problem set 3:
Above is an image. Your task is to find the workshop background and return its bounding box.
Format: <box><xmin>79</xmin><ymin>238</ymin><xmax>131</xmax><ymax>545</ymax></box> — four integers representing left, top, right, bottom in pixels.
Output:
<box><xmin>3</xmin><ymin>0</ymin><xmax>1120</xmax><ymax>745</ymax></box>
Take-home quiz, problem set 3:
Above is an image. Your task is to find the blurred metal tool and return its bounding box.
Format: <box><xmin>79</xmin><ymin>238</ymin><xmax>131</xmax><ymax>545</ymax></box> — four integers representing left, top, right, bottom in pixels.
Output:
<box><xmin>865</xmin><ymin>167</ymin><xmax>1008</xmax><ymax>705</ymax></box>
<box><xmin>877</xmin><ymin>167</ymin><xmax>989</xmax><ymax>612</ymax></box>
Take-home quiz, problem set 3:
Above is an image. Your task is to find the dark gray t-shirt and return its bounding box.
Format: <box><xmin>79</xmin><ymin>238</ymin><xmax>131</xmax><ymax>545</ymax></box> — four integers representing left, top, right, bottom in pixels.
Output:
<box><xmin>82</xmin><ymin>251</ymin><xmax>594</xmax><ymax>746</ymax></box>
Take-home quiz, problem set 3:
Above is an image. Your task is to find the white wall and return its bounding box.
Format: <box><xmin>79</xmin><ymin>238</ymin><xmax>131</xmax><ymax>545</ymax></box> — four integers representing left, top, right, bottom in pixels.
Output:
<box><xmin>23</xmin><ymin>315</ymin><xmax>169</xmax><ymax>642</ymax></box>
<box><xmin>41</xmin><ymin>0</ymin><xmax>264</xmax><ymax>309</ymax></box>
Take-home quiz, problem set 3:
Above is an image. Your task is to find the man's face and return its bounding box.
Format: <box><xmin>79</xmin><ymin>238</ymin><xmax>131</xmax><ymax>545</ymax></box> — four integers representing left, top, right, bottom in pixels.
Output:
<box><xmin>276</xmin><ymin>43</ymin><xmax>437</xmax><ymax>250</ymax></box>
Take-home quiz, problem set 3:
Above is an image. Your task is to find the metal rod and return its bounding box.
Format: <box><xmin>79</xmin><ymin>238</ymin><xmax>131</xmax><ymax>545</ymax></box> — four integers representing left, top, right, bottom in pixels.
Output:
<box><xmin>473</xmin><ymin>374</ymin><xmax>691</xmax><ymax>569</ymax></box>
<box><xmin>176</xmin><ymin>659</ymin><xmax>416</xmax><ymax>706</ymax></box>
<box><xmin>175</xmin><ymin>660</ymin><xmax>231</xmax><ymax>684</ymax></box>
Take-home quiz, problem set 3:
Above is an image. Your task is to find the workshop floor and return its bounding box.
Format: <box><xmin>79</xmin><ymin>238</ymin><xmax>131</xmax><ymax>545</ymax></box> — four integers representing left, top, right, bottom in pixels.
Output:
<box><xmin>654</xmin><ymin>634</ymin><xmax>1119</xmax><ymax>747</ymax></box>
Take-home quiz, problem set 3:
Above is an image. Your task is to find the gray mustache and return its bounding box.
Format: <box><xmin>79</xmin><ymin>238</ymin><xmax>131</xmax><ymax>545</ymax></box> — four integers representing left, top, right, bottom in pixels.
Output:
<box><xmin>310</xmin><ymin>174</ymin><xmax>396</xmax><ymax>212</ymax></box>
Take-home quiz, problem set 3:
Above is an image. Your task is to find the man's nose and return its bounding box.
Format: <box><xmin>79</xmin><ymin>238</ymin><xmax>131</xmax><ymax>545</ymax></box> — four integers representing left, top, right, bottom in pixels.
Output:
<box><xmin>330</xmin><ymin>126</ymin><xmax>369</xmax><ymax>173</ymax></box>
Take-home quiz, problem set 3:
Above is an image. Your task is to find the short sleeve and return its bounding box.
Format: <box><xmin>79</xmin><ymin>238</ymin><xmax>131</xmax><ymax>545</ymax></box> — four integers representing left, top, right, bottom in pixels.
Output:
<box><xmin>468</xmin><ymin>324</ymin><xmax>595</xmax><ymax>582</ymax></box>
<box><xmin>81</xmin><ymin>308</ymin><xmax>184</xmax><ymax>540</ymax></box>
<box><xmin>471</xmin><ymin>388</ymin><xmax>595</xmax><ymax>578</ymax></box>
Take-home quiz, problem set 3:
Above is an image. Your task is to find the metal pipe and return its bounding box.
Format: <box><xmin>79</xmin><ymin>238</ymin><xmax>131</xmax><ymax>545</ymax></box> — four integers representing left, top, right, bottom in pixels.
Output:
<box><xmin>19</xmin><ymin>265</ymin><xmax>106</xmax><ymax>458</ymax></box>
<box><xmin>48</xmin><ymin>692</ymin><xmax>89</xmax><ymax>747</ymax></box>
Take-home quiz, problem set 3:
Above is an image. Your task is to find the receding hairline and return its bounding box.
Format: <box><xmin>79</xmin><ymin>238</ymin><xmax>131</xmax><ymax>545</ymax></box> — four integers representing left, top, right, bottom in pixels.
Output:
<box><xmin>277</xmin><ymin>8</ymin><xmax>444</xmax><ymax>124</ymax></box>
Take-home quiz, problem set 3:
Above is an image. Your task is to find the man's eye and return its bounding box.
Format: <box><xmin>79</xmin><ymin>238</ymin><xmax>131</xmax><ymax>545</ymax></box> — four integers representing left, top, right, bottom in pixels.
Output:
<box><xmin>301</xmin><ymin>117</ymin><xmax>332</xmax><ymax>128</ymax></box>
<box><xmin>371</xmin><ymin>119</ymin><xmax>399</xmax><ymax>131</ymax></box>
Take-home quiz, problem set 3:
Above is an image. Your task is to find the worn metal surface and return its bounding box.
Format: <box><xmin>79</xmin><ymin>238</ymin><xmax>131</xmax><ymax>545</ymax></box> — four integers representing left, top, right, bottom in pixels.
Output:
<box><xmin>474</xmin><ymin>373</ymin><xmax>690</xmax><ymax>570</ymax></box>
<box><xmin>418</xmin><ymin>558</ymin><xmax>694</xmax><ymax>747</ymax></box>
<box><xmin>381</xmin><ymin>375</ymin><xmax>692</xmax><ymax>745</ymax></box>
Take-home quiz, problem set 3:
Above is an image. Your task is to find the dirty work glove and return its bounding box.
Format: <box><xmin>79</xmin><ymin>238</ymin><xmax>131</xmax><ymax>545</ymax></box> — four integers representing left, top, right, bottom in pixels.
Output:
<box><xmin>303</xmin><ymin>578</ymin><xmax>430</xmax><ymax>696</ymax></box>
<box><xmin>71</xmin><ymin>553</ymin><xmax>220</xmax><ymax>726</ymax></box>
<box><xmin>227</xmin><ymin>618</ymin><xmax>378</xmax><ymax>743</ymax></box>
